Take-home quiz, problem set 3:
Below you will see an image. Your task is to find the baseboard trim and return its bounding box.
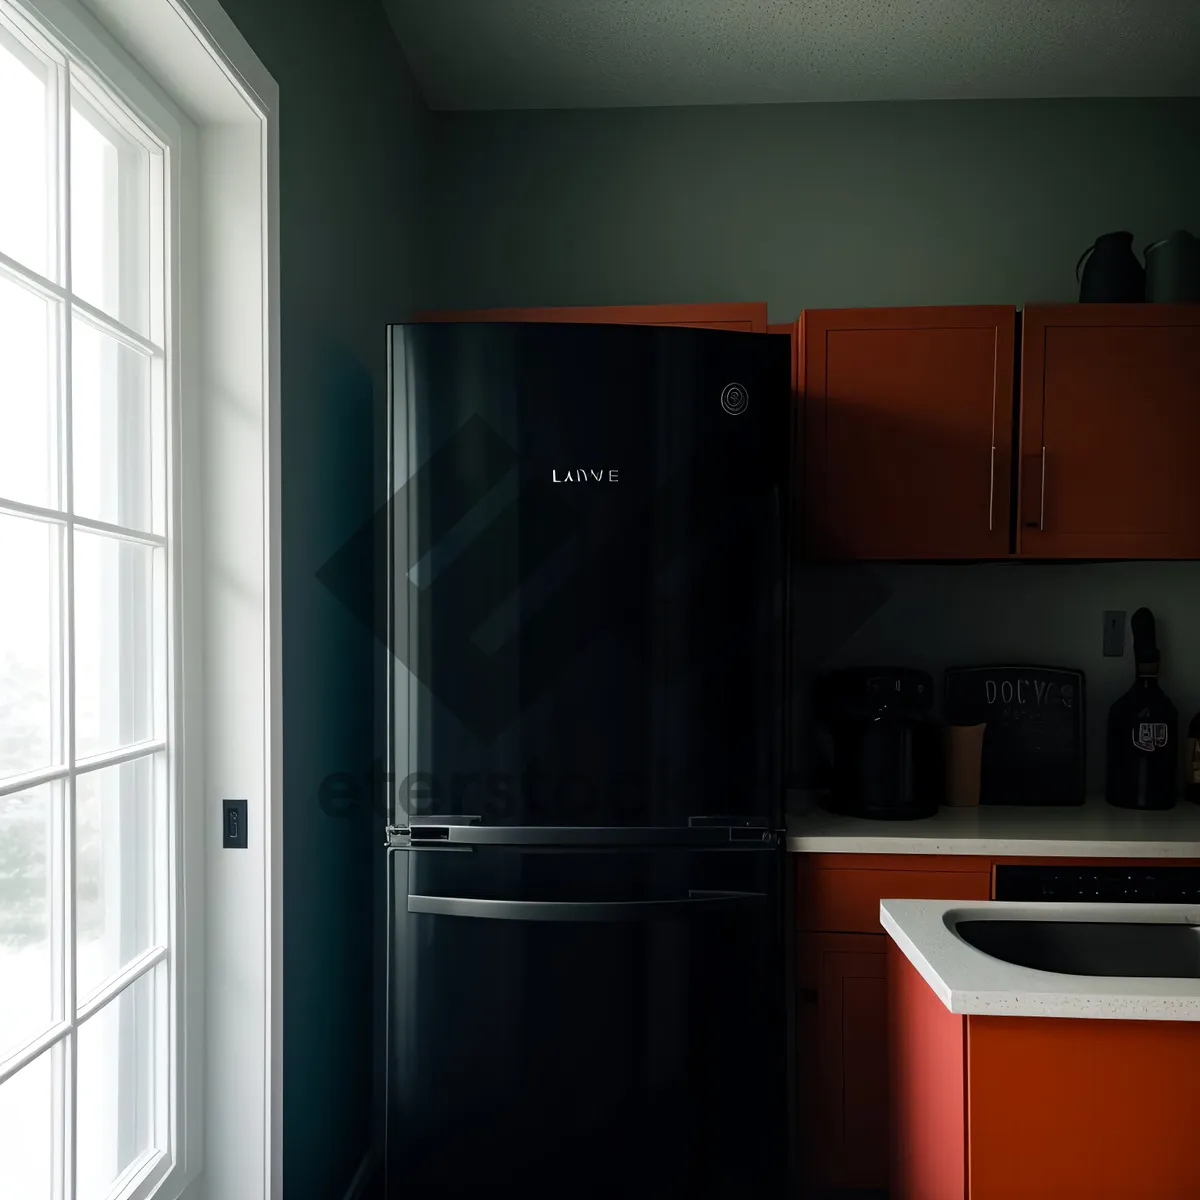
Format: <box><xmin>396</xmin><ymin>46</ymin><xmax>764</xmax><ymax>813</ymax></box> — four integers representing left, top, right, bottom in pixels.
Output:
<box><xmin>341</xmin><ymin>1148</ymin><xmax>379</xmax><ymax>1200</ymax></box>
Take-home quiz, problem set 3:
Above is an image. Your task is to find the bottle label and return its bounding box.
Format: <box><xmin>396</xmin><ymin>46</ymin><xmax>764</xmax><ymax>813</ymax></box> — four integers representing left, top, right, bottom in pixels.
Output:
<box><xmin>1133</xmin><ymin>723</ymin><xmax>1170</xmax><ymax>752</ymax></box>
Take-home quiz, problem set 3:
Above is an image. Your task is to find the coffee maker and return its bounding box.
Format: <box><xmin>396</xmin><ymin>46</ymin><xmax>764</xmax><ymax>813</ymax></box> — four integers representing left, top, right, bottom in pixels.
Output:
<box><xmin>814</xmin><ymin>668</ymin><xmax>941</xmax><ymax>820</ymax></box>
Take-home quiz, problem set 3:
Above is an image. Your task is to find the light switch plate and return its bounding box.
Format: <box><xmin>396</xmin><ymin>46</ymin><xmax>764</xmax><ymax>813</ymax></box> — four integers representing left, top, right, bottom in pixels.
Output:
<box><xmin>222</xmin><ymin>798</ymin><xmax>248</xmax><ymax>848</ymax></box>
<box><xmin>1103</xmin><ymin>611</ymin><xmax>1126</xmax><ymax>657</ymax></box>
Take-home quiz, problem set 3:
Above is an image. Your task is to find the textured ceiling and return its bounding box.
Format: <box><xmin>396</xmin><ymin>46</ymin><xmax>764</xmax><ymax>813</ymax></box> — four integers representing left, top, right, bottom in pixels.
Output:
<box><xmin>382</xmin><ymin>0</ymin><xmax>1200</xmax><ymax>111</ymax></box>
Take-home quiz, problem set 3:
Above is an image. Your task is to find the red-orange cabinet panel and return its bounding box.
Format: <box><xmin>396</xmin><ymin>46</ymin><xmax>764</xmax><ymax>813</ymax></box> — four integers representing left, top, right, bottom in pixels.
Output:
<box><xmin>1017</xmin><ymin>304</ymin><xmax>1200</xmax><ymax>558</ymax></box>
<box><xmin>414</xmin><ymin>301</ymin><xmax>768</xmax><ymax>332</ymax></box>
<box><xmin>890</xmin><ymin>945</ymin><xmax>1200</xmax><ymax>1200</ymax></box>
<box><xmin>797</xmin><ymin>933</ymin><xmax>889</xmax><ymax>1193</ymax></box>
<box><xmin>801</xmin><ymin>306</ymin><xmax>1016</xmax><ymax>559</ymax></box>
<box><xmin>966</xmin><ymin>1013</ymin><xmax>1200</xmax><ymax>1199</ymax></box>
<box><xmin>888</xmin><ymin>943</ymin><xmax>967</xmax><ymax>1200</ymax></box>
<box><xmin>796</xmin><ymin>856</ymin><xmax>992</xmax><ymax>934</ymax></box>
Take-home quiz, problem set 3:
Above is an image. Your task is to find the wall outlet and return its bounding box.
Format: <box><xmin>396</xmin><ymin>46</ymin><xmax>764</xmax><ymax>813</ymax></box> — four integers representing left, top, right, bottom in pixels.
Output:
<box><xmin>1103</xmin><ymin>611</ymin><xmax>1126</xmax><ymax>657</ymax></box>
<box><xmin>222</xmin><ymin>798</ymin><xmax>248</xmax><ymax>848</ymax></box>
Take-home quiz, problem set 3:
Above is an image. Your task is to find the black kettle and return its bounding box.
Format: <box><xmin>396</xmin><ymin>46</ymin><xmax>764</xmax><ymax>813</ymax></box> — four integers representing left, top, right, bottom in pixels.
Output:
<box><xmin>1076</xmin><ymin>231</ymin><xmax>1145</xmax><ymax>303</ymax></box>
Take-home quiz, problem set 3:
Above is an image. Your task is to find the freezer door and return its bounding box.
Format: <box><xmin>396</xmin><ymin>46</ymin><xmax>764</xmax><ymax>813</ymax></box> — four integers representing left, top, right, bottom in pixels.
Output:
<box><xmin>385</xmin><ymin>845</ymin><xmax>786</xmax><ymax>1199</ymax></box>
<box><xmin>387</xmin><ymin>321</ymin><xmax>789</xmax><ymax>830</ymax></box>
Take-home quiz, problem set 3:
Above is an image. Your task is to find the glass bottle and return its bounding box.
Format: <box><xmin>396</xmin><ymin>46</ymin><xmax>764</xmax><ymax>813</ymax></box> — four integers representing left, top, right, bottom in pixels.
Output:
<box><xmin>1105</xmin><ymin>608</ymin><xmax>1178</xmax><ymax>810</ymax></box>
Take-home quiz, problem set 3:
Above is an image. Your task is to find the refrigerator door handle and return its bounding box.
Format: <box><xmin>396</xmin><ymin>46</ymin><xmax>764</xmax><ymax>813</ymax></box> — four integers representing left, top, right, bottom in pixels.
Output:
<box><xmin>390</xmin><ymin>824</ymin><xmax>781</xmax><ymax>848</ymax></box>
<box><xmin>407</xmin><ymin>889</ymin><xmax>766</xmax><ymax>922</ymax></box>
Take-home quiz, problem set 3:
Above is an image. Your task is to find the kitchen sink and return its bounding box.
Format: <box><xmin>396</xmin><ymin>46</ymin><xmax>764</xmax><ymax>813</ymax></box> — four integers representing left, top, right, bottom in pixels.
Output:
<box><xmin>953</xmin><ymin>919</ymin><xmax>1200</xmax><ymax>978</ymax></box>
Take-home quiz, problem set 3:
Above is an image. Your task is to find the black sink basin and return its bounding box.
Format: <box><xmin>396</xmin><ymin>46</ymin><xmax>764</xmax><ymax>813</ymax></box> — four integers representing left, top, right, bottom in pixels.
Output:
<box><xmin>954</xmin><ymin>919</ymin><xmax>1200</xmax><ymax>978</ymax></box>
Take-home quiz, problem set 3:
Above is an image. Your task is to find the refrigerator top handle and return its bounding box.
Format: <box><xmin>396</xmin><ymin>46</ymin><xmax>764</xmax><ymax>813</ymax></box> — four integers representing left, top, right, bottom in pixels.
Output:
<box><xmin>387</xmin><ymin>822</ymin><xmax>782</xmax><ymax>850</ymax></box>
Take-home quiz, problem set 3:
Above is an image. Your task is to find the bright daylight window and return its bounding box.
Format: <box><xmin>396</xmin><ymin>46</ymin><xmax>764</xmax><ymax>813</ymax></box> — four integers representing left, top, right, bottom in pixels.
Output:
<box><xmin>0</xmin><ymin>0</ymin><xmax>179</xmax><ymax>1196</ymax></box>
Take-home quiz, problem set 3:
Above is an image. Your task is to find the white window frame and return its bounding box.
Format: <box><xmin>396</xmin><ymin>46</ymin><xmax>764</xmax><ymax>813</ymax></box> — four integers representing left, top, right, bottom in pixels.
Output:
<box><xmin>1</xmin><ymin>2</ymin><xmax>181</xmax><ymax>1196</ymax></box>
<box><xmin>3</xmin><ymin>1</ymin><xmax>282</xmax><ymax>1198</ymax></box>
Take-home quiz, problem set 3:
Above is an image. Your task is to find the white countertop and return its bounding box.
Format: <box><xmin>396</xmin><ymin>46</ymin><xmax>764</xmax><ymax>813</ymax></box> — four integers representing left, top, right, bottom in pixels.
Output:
<box><xmin>881</xmin><ymin>898</ymin><xmax>1200</xmax><ymax>1021</ymax></box>
<box><xmin>787</xmin><ymin>795</ymin><xmax>1200</xmax><ymax>857</ymax></box>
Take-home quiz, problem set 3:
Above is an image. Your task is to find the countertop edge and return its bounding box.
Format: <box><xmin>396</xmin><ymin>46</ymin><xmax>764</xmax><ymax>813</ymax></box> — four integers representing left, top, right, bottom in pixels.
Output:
<box><xmin>881</xmin><ymin>898</ymin><xmax>1200</xmax><ymax>1022</ymax></box>
<box><xmin>878</xmin><ymin>903</ymin><xmax>956</xmax><ymax>1009</ymax></box>
<box><xmin>788</xmin><ymin>834</ymin><xmax>1200</xmax><ymax>857</ymax></box>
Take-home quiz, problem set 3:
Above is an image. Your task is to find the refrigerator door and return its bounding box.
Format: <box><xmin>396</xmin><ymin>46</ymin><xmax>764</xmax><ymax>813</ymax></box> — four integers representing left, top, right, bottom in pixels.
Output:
<box><xmin>385</xmin><ymin>844</ymin><xmax>786</xmax><ymax>1199</ymax></box>
<box><xmin>389</xmin><ymin>321</ymin><xmax>790</xmax><ymax>830</ymax></box>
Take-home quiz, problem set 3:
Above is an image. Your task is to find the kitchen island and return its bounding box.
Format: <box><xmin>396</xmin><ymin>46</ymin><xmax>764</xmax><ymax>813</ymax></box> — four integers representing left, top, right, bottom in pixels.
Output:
<box><xmin>788</xmin><ymin>798</ymin><xmax>1200</xmax><ymax>1195</ymax></box>
<box><xmin>883</xmin><ymin>897</ymin><xmax>1200</xmax><ymax>1200</ymax></box>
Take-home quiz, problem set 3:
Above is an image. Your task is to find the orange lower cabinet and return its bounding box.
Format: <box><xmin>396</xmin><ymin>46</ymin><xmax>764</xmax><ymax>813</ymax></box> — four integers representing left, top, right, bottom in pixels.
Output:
<box><xmin>798</xmin><ymin>933</ymin><xmax>889</xmax><ymax>1192</ymax></box>
<box><xmin>887</xmin><ymin>943</ymin><xmax>967</xmax><ymax>1200</ymax></box>
<box><xmin>967</xmin><ymin>1015</ymin><xmax>1200</xmax><ymax>1199</ymax></box>
<box><xmin>795</xmin><ymin>856</ymin><xmax>992</xmax><ymax>1194</ymax></box>
<box><xmin>889</xmin><ymin>945</ymin><xmax>1200</xmax><ymax>1200</ymax></box>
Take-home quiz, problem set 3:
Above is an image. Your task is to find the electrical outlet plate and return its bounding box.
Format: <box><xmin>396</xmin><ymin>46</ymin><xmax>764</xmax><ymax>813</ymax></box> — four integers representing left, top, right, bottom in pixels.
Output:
<box><xmin>1103</xmin><ymin>611</ymin><xmax>1126</xmax><ymax>657</ymax></box>
<box><xmin>222</xmin><ymin>798</ymin><xmax>248</xmax><ymax>848</ymax></box>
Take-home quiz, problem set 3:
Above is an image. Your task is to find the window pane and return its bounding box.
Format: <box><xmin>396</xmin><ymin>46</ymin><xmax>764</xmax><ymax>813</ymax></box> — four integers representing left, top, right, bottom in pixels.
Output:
<box><xmin>0</xmin><ymin>23</ymin><xmax>54</xmax><ymax>279</ymax></box>
<box><xmin>76</xmin><ymin>756</ymin><xmax>154</xmax><ymax>999</ymax></box>
<box><xmin>0</xmin><ymin>513</ymin><xmax>60</xmax><ymax>780</ymax></box>
<box><xmin>70</xmin><ymin>85</ymin><xmax>150</xmax><ymax>336</ymax></box>
<box><xmin>74</xmin><ymin>532</ymin><xmax>153</xmax><ymax>758</ymax></box>
<box><xmin>72</xmin><ymin>318</ymin><xmax>152</xmax><ymax>532</ymax></box>
<box><xmin>77</xmin><ymin>967</ymin><xmax>158</xmax><ymax>1200</ymax></box>
<box><xmin>0</xmin><ymin>273</ymin><xmax>58</xmax><ymax>510</ymax></box>
<box><xmin>0</xmin><ymin>782</ymin><xmax>59</xmax><ymax>1063</ymax></box>
<box><xmin>0</xmin><ymin>1046</ymin><xmax>55</xmax><ymax>1200</ymax></box>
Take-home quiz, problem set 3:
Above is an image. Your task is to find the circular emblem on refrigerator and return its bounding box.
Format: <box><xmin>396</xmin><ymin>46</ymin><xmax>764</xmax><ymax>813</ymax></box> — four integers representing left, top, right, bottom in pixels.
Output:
<box><xmin>720</xmin><ymin>382</ymin><xmax>748</xmax><ymax>415</ymax></box>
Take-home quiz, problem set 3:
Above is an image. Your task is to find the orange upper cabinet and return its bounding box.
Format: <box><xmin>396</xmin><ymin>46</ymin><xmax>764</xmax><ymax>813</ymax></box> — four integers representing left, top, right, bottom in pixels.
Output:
<box><xmin>1017</xmin><ymin>305</ymin><xmax>1200</xmax><ymax>559</ymax></box>
<box><xmin>801</xmin><ymin>307</ymin><xmax>1016</xmax><ymax>559</ymax></box>
<box><xmin>413</xmin><ymin>302</ymin><xmax>769</xmax><ymax>332</ymax></box>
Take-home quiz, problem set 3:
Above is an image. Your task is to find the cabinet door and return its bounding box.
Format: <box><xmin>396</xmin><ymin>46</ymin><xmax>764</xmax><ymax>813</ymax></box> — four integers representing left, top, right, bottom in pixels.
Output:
<box><xmin>796</xmin><ymin>932</ymin><xmax>889</xmax><ymax>1192</ymax></box>
<box><xmin>1018</xmin><ymin>305</ymin><xmax>1200</xmax><ymax>558</ymax></box>
<box><xmin>413</xmin><ymin>301</ymin><xmax>769</xmax><ymax>332</ymax></box>
<box><xmin>796</xmin><ymin>858</ymin><xmax>993</xmax><ymax>934</ymax></box>
<box><xmin>802</xmin><ymin>306</ymin><xmax>1016</xmax><ymax>559</ymax></box>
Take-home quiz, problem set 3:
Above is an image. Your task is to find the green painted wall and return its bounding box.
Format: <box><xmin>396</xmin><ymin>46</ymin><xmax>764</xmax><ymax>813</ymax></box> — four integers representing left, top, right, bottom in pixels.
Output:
<box><xmin>425</xmin><ymin>97</ymin><xmax>1200</xmax><ymax>793</ymax></box>
<box><xmin>162</xmin><ymin>43</ymin><xmax>1199</xmax><ymax>1190</ymax></box>
<box><xmin>794</xmin><ymin>561</ymin><xmax>1200</xmax><ymax>794</ymax></box>
<box><xmin>203</xmin><ymin>0</ymin><xmax>425</xmax><ymax>1194</ymax></box>
<box><xmin>425</xmin><ymin>98</ymin><xmax>1200</xmax><ymax>317</ymax></box>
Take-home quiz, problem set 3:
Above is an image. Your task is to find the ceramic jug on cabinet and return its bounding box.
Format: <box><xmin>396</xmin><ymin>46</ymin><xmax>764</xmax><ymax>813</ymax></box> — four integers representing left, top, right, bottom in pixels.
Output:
<box><xmin>1076</xmin><ymin>231</ymin><xmax>1145</xmax><ymax>302</ymax></box>
<box><xmin>1145</xmin><ymin>230</ymin><xmax>1200</xmax><ymax>302</ymax></box>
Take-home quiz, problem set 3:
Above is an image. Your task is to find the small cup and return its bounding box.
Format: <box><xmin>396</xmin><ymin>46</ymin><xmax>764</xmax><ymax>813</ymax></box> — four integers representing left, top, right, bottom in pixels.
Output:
<box><xmin>944</xmin><ymin>723</ymin><xmax>986</xmax><ymax>807</ymax></box>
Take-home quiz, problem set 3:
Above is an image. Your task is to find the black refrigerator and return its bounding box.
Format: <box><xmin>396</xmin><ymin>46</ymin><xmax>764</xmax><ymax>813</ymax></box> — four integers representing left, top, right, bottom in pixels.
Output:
<box><xmin>385</xmin><ymin>319</ymin><xmax>792</xmax><ymax>1198</ymax></box>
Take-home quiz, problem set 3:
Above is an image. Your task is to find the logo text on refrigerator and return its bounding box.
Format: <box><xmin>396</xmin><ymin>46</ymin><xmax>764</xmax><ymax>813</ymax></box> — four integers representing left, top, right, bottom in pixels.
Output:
<box><xmin>551</xmin><ymin>469</ymin><xmax>620</xmax><ymax>483</ymax></box>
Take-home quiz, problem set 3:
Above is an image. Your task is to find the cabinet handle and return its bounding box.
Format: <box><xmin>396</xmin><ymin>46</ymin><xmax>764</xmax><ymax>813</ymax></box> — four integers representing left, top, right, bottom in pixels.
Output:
<box><xmin>988</xmin><ymin>445</ymin><xmax>996</xmax><ymax>532</ymax></box>
<box><xmin>1039</xmin><ymin>445</ymin><xmax>1047</xmax><ymax>531</ymax></box>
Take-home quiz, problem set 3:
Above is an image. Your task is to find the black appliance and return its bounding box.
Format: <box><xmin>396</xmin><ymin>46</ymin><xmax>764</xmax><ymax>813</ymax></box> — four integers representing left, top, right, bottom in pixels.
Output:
<box><xmin>995</xmin><ymin>864</ymin><xmax>1200</xmax><ymax>904</ymax></box>
<box><xmin>815</xmin><ymin>667</ymin><xmax>939</xmax><ymax>819</ymax></box>
<box><xmin>383</xmin><ymin>321</ymin><xmax>791</xmax><ymax>1198</ymax></box>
